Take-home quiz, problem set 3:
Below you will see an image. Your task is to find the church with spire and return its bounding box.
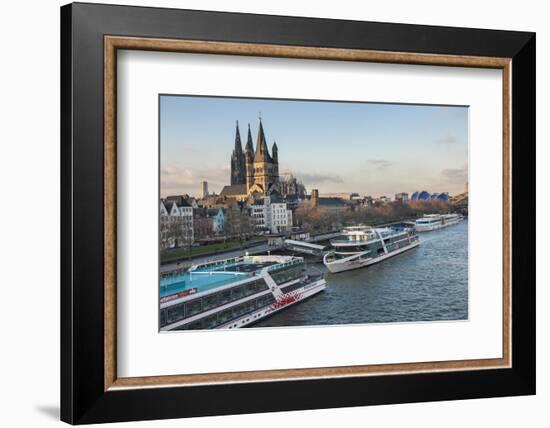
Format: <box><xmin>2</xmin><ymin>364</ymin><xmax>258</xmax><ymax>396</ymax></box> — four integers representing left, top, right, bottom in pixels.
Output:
<box><xmin>230</xmin><ymin>121</ymin><xmax>246</xmax><ymax>186</ymax></box>
<box><xmin>221</xmin><ymin>118</ymin><xmax>281</xmax><ymax>200</ymax></box>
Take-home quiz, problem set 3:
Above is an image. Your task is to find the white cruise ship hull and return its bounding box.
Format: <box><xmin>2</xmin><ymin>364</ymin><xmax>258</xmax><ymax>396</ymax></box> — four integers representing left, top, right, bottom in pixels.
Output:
<box><xmin>443</xmin><ymin>217</ymin><xmax>461</xmax><ymax>227</ymax></box>
<box><xmin>415</xmin><ymin>222</ymin><xmax>443</xmax><ymax>232</ymax></box>
<box><xmin>218</xmin><ymin>278</ymin><xmax>326</xmax><ymax>329</ymax></box>
<box><xmin>416</xmin><ymin>216</ymin><xmax>462</xmax><ymax>232</ymax></box>
<box><xmin>160</xmin><ymin>255</ymin><xmax>327</xmax><ymax>331</ymax></box>
<box><xmin>324</xmin><ymin>241</ymin><xmax>419</xmax><ymax>274</ymax></box>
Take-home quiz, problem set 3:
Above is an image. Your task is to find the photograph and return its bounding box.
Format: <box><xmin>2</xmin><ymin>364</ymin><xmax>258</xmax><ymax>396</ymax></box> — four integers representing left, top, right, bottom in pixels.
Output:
<box><xmin>159</xmin><ymin>95</ymin><xmax>469</xmax><ymax>331</ymax></box>
<box><xmin>53</xmin><ymin>2</ymin><xmax>536</xmax><ymax>424</ymax></box>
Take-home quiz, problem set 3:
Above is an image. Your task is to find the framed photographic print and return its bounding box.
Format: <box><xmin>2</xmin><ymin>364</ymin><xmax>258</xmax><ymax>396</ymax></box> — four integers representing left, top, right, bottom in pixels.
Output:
<box><xmin>60</xmin><ymin>2</ymin><xmax>536</xmax><ymax>424</ymax></box>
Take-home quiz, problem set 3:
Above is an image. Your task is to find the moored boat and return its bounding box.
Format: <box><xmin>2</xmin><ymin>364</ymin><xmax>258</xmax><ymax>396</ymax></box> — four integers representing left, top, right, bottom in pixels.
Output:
<box><xmin>441</xmin><ymin>213</ymin><xmax>462</xmax><ymax>227</ymax></box>
<box><xmin>323</xmin><ymin>225</ymin><xmax>419</xmax><ymax>274</ymax></box>
<box><xmin>415</xmin><ymin>213</ymin><xmax>462</xmax><ymax>232</ymax></box>
<box><xmin>160</xmin><ymin>255</ymin><xmax>326</xmax><ymax>331</ymax></box>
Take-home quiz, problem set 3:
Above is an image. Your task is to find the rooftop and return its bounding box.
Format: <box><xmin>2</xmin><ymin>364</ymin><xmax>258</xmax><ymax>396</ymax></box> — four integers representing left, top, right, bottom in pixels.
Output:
<box><xmin>318</xmin><ymin>197</ymin><xmax>348</xmax><ymax>207</ymax></box>
<box><xmin>220</xmin><ymin>184</ymin><xmax>247</xmax><ymax>196</ymax></box>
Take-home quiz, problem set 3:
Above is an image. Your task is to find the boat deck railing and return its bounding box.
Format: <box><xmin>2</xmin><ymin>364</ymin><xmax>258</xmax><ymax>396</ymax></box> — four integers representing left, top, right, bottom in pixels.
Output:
<box><xmin>330</xmin><ymin>238</ymin><xmax>372</xmax><ymax>244</ymax></box>
<box><xmin>189</xmin><ymin>271</ymin><xmax>249</xmax><ymax>277</ymax></box>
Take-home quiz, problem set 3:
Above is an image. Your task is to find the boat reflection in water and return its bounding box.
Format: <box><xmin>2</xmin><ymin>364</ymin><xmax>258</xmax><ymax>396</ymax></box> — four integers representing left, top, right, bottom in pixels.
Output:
<box><xmin>323</xmin><ymin>225</ymin><xmax>419</xmax><ymax>274</ymax></box>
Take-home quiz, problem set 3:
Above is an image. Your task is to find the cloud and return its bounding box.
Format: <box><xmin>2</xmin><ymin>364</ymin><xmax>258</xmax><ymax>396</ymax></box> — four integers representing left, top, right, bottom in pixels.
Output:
<box><xmin>436</xmin><ymin>135</ymin><xmax>458</xmax><ymax>145</ymax></box>
<box><xmin>293</xmin><ymin>172</ymin><xmax>344</xmax><ymax>185</ymax></box>
<box><xmin>161</xmin><ymin>164</ymin><xmax>228</xmax><ymax>196</ymax></box>
<box><xmin>365</xmin><ymin>159</ymin><xmax>393</xmax><ymax>170</ymax></box>
<box><xmin>161</xmin><ymin>165</ymin><xmax>195</xmax><ymax>185</ymax></box>
<box><xmin>441</xmin><ymin>165</ymin><xmax>468</xmax><ymax>183</ymax></box>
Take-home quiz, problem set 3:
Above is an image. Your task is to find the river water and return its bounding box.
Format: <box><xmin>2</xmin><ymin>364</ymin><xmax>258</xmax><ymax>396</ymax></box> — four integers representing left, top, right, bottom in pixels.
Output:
<box><xmin>255</xmin><ymin>220</ymin><xmax>468</xmax><ymax>328</ymax></box>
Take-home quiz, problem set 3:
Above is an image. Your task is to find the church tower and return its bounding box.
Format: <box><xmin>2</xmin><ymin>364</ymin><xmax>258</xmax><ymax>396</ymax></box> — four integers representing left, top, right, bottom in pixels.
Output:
<box><xmin>272</xmin><ymin>141</ymin><xmax>279</xmax><ymax>178</ymax></box>
<box><xmin>230</xmin><ymin>121</ymin><xmax>246</xmax><ymax>185</ymax></box>
<box><xmin>244</xmin><ymin>123</ymin><xmax>255</xmax><ymax>193</ymax></box>
<box><xmin>251</xmin><ymin>119</ymin><xmax>278</xmax><ymax>194</ymax></box>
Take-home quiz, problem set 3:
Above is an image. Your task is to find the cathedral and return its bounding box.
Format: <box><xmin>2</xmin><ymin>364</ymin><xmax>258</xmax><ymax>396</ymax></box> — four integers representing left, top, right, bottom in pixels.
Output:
<box><xmin>221</xmin><ymin>119</ymin><xmax>281</xmax><ymax>200</ymax></box>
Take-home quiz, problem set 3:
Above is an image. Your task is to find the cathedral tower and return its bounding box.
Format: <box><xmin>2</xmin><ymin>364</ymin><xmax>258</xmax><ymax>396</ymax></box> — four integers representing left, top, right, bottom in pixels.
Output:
<box><xmin>251</xmin><ymin>119</ymin><xmax>279</xmax><ymax>194</ymax></box>
<box><xmin>272</xmin><ymin>141</ymin><xmax>279</xmax><ymax>178</ymax></box>
<box><xmin>230</xmin><ymin>121</ymin><xmax>246</xmax><ymax>185</ymax></box>
<box><xmin>244</xmin><ymin>123</ymin><xmax>255</xmax><ymax>193</ymax></box>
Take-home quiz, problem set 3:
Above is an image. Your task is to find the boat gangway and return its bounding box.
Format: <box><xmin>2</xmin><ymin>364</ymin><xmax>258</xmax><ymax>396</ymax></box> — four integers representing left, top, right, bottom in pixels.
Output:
<box><xmin>284</xmin><ymin>239</ymin><xmax>327</xmax><ymax>256</ymax></box>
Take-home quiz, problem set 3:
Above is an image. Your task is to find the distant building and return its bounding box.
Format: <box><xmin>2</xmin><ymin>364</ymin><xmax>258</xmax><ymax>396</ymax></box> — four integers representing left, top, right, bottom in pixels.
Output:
<box><xmin>193</xmin><ymin>214</ymin><xmax>214</xmax><ymax>241</ymax></box>
<box><xmin>281</xmin><ymin>193</ymin><xmax>302</xmax><ymax>211</ymax></box>
<box><xmin>251</xmin><ymin>199</ymin><xmax>268</xmax><ymax>232</ymax></box>
<box><xmin>208</xmin><ymin>208</ymin><xmax>225</xmax><ymax>235</ymax></box>
<box><xmin>310</xmin><ymin>189</ymin><xmax>319</xmax><ymax>208</ymax></box>
<box><xmin>201</xmin><ymin>181</ymin><xmax>209</xmax><ymax>198</ymax></box>
<box><xmin>271</xmin><ymin>201</ymin><xmax>293</xmax><ymax>233</ymax></box>
<box><xmin>164</xmin><ymin>195</ymin><xmax>187</xmax><ymax>205</ymax></box>
<box><xmin>450</xmin><ymin>184</ymin><xmax>468</xmax><ymax>215</ymax></box>
<box><xmin>395</xmin><ymin>192</ymin><xmax>409</xmax><ymax>202</ymax></box>
<box><xmin>192</xmin><ymin>207</ymin><xmax>226</xmax><ymax>237</ymax></box>
<box><xmin>315</xmin><ymin>197</ymin><xmax>349</xmax><ymax>211</ymax></box>
<box><xmin>198</xmin><ymin>194</ymin><xmax>231</xmax><ymax>209</ymax></box>
<box><xmin>187</xmin><ymin>197</ymin><xmax>199</xmax><ymax>209</ymax></box>
<box><xmin>410</xmin><ymin>190</ymin><xmax>449</xmax><ymax>201</ymax></box>
<box><xmin>363</xmin><ymin>196</ymin><xmax>373</xmax><ymax>207</ymax></box>
<box><xmin>160</xmin><ymin>202</ymin><xmax>171</xmax><ymax>250</ymax></box>
<box><xmin>305</xmin><ymin>189</ymin><xmax>349</xmax><ymax>212</ymax></box>
<box><xmin>279</xmin><ymin>173</ymin><xmax>306</xmax><ymax>198</ymax></box>
<box><xmin>251</xmin><ymin>196</ymin><xmax>293</xmax><ymax>233</ymax></box>
<box><xmin>371</xmin><ymin>196</ymin><xmax>390</xmax><ymax>205</ymax></box>
<box><xmin>320</xmin><ymin>197</ymin><xmax>350</xmax><ymax>210</ymax></box>
<box><xmin>165</xmin><ymin>194</ymin><xmax>199</xmax><ymax>209</ymax></box>
<box><xmin>159</xmin><ymin>199</ymin><xmax>194</xmax><ymax>250</ymax></box>
<box><xmin>411</xmin><ymin>190</ymin><xmax>431</xmax><ymax>200</ymax></box>
<box><xmin>223</xmin><ymin>201</ymin><xmax>255</xmax><ymax>239</ymax></box>
<box><xmin>219</xmin><ymin>184</ymin><xmax>248</xmax><ymax>202</ymax></box>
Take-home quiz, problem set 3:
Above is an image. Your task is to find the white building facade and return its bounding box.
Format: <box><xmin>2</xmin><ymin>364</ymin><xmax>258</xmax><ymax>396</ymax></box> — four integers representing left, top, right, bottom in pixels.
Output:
<box><xmin>160</xmin><ymin>201</ymin><xmax>194</xmax><ymax>250</ymax></box>
<box><xmin>271</xmin><ymin>202</ymin><xmax>293</xmax><ymax>233</ymax></box>
<box><xmin>251</xmin><ymin>197</ymin><xmax>293</xmax><ymax>234</ymax></box>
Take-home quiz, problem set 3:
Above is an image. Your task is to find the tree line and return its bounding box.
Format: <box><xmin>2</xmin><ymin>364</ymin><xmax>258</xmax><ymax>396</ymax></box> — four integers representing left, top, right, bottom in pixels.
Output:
<box><xmin>294</xmin><ymin>200</ymin><xmax>454</xmax><ymax>234</ymax></box>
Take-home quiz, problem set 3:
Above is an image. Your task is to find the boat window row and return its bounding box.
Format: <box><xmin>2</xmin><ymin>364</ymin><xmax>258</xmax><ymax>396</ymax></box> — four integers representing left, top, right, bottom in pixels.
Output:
<box><xmin>173</xmin><ymin>293</ymin><xmax>277</xmax><ymax>330</ymax></box>
<box><xmin>270</xmin><ymin>265</ymin><xmax>305</xmax><ymax>285</ymax></box>
<box><xmin>280</xmin><ymin>280</ymin><xmax>309</xmax><ymax>294</ymax></box>
<box><xmin>160</xmin><ymin>279</ymin><xmax>269</xmax><ymax>326</ymax></box>
<box><xmin>416</xmin><ymin>218</ymin><xmax>441</xmax><ymax>224</ymax></box>
<box><xmin>266</xmin><ymin>258</ymin><xmax>302</xmax><ymax>272</ymax></box>
<box><xmin>337</xmin><ymin>245</ymin><xmax>375</xmax><ymax>253</ymax></box>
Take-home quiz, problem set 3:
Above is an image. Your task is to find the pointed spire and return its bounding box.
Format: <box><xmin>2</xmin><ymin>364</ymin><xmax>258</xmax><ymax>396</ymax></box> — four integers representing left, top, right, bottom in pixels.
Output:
<box><xmin>272</xmin><ymin>141</ymin><xmax>278</xmax><ymax>163</ymax></box>
<box><xmin>234</xmin><ymin>120</ymin><xmax>243</xmax><ymax>154</ymax></box>
<box><xmin>254</xmin><ymin>118</ymin><xmax>272</xmax><ymax>162</ymax></box>
<box><xmin>231</xmin><ymin>120</ymin><xmax>247</xmax><ymax>185</ymax></box>
<box><xmin>245</xmin><ymin>123</ymin><xmax>254</xmax><ymax>153</ymax></box>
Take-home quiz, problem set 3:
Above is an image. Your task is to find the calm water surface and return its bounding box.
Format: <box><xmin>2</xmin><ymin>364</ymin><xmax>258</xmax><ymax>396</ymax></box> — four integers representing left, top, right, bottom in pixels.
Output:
<box><xmin>255</xmin><ymin>221</ymin><xmax>468</xmax><ymax>327</ymax></box>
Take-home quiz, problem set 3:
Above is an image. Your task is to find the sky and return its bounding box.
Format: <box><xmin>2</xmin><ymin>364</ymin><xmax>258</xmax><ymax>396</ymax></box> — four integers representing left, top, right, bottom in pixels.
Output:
<box><xmin>160</xmin><ymin>95</ymin><xmax>468</xmax><ymax>198</ymax></box>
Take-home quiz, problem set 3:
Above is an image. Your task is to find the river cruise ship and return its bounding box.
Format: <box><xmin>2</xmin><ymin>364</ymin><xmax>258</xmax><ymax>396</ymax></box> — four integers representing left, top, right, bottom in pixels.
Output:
<box><xmin>160</xmin><ymin>255</ymin><xmax>326</xmax><ymax>331</ymax></box>
<box><xmin>323</xmin><ymin>225</ymin><xmax>419</xmax><ymax>274</ymax></box>
<box><xmin>415</xmin><ymin>213</ymin><xmax>462</xmax><ymax>232</ymax></box>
